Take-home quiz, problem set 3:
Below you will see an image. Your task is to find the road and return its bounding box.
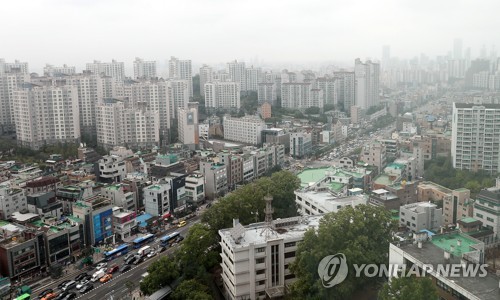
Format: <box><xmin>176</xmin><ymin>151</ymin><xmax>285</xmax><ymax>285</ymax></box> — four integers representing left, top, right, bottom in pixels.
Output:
<box><xmin>32</xmin><ymin>218</ymin><xmax>200</xmax><ymax>299</ymax></box>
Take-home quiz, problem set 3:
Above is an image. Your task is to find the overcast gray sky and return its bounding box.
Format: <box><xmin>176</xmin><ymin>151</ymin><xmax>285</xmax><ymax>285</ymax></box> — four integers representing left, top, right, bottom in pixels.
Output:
<box><xmin>1</xmin><ymin>0</ymin><xmax>499</xmax><ymax>73</ymax></box>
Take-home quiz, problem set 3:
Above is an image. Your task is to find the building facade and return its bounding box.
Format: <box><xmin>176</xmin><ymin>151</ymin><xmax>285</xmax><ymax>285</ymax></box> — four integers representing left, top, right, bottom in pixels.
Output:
<box><xmin>223</xmin><ymin>115</ymin><xmax>266</xmax><ymax>145</ymax></box>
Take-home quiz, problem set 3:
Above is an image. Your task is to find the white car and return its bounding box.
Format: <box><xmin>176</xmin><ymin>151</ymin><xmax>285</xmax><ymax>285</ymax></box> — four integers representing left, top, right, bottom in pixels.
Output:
<box><xmin>147</xmin><ymin>250</ymin><xmax>157</xmax><ymax>258</ymax></box>
<box><xmin>76</xmin><ymin>279</ymin><xmax>90</xmax><ymax>289</ymax></box>
<box><xmin>96</xmin><ymin>262</ymin><xmax>107</xmax><ymax>270</ymax></box>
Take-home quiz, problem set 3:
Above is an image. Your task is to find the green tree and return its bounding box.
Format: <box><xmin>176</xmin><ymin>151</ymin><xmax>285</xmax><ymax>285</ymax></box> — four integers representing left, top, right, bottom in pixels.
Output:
<box><xmin>378</xmin><ymin>276</ymin><xmax>438</xmax><ymax>300</ymax></box>
<box><xmin>171</xmin><ymin>279</ymin><xmax>212</xmax><ymax>300</ymax></box>
<box><xmin>140</xmin><ymin>256</ymin><xmax>179</xmax><ymax>295</ymax></box>
<box><xmin>289</xmin><ymin>205</ymin><xmax>396</xmax><ymax>299</ymax></box>
<box><xmin>305</xmin><ymin>106</ymin><xmax>321</xmax><ymax>114</ymax></box>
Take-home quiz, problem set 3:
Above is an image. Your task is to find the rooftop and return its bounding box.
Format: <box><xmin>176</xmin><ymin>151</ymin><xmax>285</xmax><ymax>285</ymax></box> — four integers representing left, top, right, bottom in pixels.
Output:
<box><xmin>460</xmin><ymin>217</ymin><xmax>479</xmax><ymax>224</ymax></box>
<box><xmin>431</xmin><ymin>232</ymin><xmax>480</xmax><ymax>257</ymax></box>
<box><xmin>374</xmin><ymin>174</ymin><xmax>393</xmax><ymax>186</ymax></box>
<box><xmin>418</xmin><ymin>181</ymin><xmax>452</xmax><ymax>194</ymax></box>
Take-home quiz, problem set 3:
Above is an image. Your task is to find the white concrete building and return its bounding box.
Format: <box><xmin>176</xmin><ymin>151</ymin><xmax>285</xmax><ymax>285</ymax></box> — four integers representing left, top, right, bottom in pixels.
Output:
<box><xmin>129</xmin><ymin>80</ymin><xmax>171</xmax><ymax>133</ymax></box>
<box><xmin>43</xmin><ymin>64</ymin><xmax>76</xmax><ymax>77</ymax></box>
<box><xmin>112</xmin><ymin>207</ymin><xmax>137</xmax><ymax>240</ymax></box>
<box><xmin>333</xmin><ymin>71</ymin><xmax>355</xmax><ymax>111</ymax></box>
<box><xmin>314</xmin><ymin>77</ymin><xmax>337</xmax><ymax>105</ymax></box>
<box><xmin>133</xmin><ymin>57</ymin><xmax>157</xmax><ymax>79</ymax></box>
<box><xmin>280</xmin><ymin>82</ymin><xmax>312</xmax><ymax>109</ymax></box>
<box><xmin>295</xmin><ymin>191</ymin><xmax>367</xmax><ymax>215</ymax></box>
<box><xmin>13</xmin><ymin>83</ymin><xmax>80</xmax><ymax>150</ymax></box>
<box><xmin>86</xmin><ymin>59</ymin><xmax>125</xmax><ymax>81</ymax></box>
<box><xmin>96</xmin><ymin>100</ymin><xmax>160</xmax><ymax>150</ymax></box>
<box><xmin>245</xmin><ymin>66</ymin><xmax>262</xmax><ymax>92</ymax></box>
<box><xmin>204</xmin><ymin>81</ymin><xmax>240</xmax><ymax>109</ymax></box>
<box><xmin>451</xmin><ymin>103</ymin><xmax>500</xmax><ymax>174</ymax></box>
<box><xmin>474</xmin><ymin>184</ymin><xmax>500</xmax><ymax>239</ymax></box>
<box><xmin>0</xmin><ymin>71</ymin><xmax>30</xmax><ymax>132</ymax></box>
<box><xmin>169</xmin><ymin>56</ymin><xmax>193</xmax><ymax>98</ymax></box>
<box><xmin>223</xmin><ymin>115</ymin><xmax>266</xmax><ymax>145</ymax></box>
<box><xmin>200</xmin><ymin>161</ymin><xmax>228</xmax><ymax>199</ymax></box>
<box><xmin>219</xmin><ymin>215</ymin><xmax>322</xmax><ymax>300</ymax></box>
<box><xmin>0</xmin><ymin>184</ymin><xmax>27</xmax><ymax>220</ymax></box>
<box><xmin>199</xmin><ymin>64</ymin><xmax>213</xmax><ymax>96</ymax></box>
<box><xmin>354</xmin><ymin>58</ymin><xmax>380</xmax><ymax>109</ymax></box>
<box><xmin>144</xmin><ymin>182</ymin><xmax>171</xmax><ymax>217</ymax></box>
<box><xmin>168</xmin><ymin>79</ymin><xmax>190</xmax><ymax>119</ymax></box>
<box><xmin>399</xmin><ymin>202</ymin><xmax>443</xmax><ymax>232</ymax></box>
<box><xmin>227</xmin><ymin>60</ymin><xmax>246</xmax><ymax>91</ymax></box>
<box><xmin>102</xmin><ymin>183</ymin><xmax>136</xmax><ymax>212</ymax></box>
<box><xmin>97</xmin><ymin>154</ymin><xmax>127</xmax><ymax>183</ymax></box>
<box><xmin>0</xmin><ymin>59</ymin><xmax>29</xmax><ymax>74</ymax></box>
<box><xmin>290</xmin><ymin>132</ymin><xmax>312</xmax><ymax>159</ymax></box>
<box><xmin>185</xmin><ymin>173</ymin><xmax>205</xmax><ymax>204</ymax></box>
<box><xmin>199</xmin><ymin>123</ymin><xmax>209</xmax><ymax>141</ymax></box>
<box><xmin>257</xmin><ymin>82</ymin><xmax>277</xmax><ymax>105</ymax></box>
<box><xmin>178</xmin><ymin>102</ymin><xmax>199</xmax><ymax>149</ymax></box>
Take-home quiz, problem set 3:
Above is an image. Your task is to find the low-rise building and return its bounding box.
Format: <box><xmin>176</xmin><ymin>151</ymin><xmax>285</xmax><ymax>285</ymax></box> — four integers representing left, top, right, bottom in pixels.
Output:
<box><xmin>223</xmin><ymin>115</ymin><xmax>266</xmax><ymax>145</ymax></box>
<box><xmin>102</xmin><ymin>183</ymin><xmax>136</xmax><ymax>212</ymax></box>
<box><xmin>399</xmin><ymin>202</ymin><xmax>443</xmax><ymax>232</ymax></box>
<box><xmin>144</xmin><ymin>183</ymin><xmax>171</xmax><ymax>217</ymax></box>
<box><xmin>185</xmin><ymin>173</ymin><xmax>205</xmax><ymax>204</ymax></box>
<box><xmin>0</xmin><ymin>184</ymin><xmax>27</xmax><ymax>219</ymax></box>
<box><xmin>112</xmin><ymin>207</ymin><xmax>137</xmax><ymax>240</ymax></box>
<box><xmin>295</xmin><ymin>191</ymin><xmax>367</xmax><ymax>215</ymax></box>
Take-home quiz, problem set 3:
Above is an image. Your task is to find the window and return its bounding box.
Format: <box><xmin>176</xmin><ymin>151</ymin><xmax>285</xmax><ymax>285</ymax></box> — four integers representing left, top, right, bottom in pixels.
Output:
<box><xmin>256</xmin><ymin>258</ymin><xmax>265</xmax><ymax>264</ymax></box>
<box><xmin>256</xmin><ymin>269</ymin><xmax>265</xmax><ymax>275</ymax></box>
<box><xmin>285</xmin><ymin>242</ymin><xmax>296</xmax><ymax>248</ymax></box>
<box><xmin>256</xmin><ymin>247</ymin><xmax>265</xmax><ymax>253</ymax></box>
<box><xmin>284</xmin><ymin>251</ymin><xmax>295</xmax><ymax>258</ymax></box>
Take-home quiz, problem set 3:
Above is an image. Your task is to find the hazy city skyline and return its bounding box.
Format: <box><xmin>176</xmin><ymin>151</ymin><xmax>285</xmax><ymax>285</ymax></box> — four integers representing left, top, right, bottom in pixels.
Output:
<box><xmin>2</xmin><ymin>0</ymin><xmax>500</xmax><ymax>73</ymax></box>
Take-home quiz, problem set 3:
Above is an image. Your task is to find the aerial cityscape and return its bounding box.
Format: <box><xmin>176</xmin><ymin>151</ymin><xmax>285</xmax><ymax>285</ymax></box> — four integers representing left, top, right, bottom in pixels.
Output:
<box><xmin>1</xmin><ymin>1</ymin><xmax>500</xmax><ymax>300</ymax></box>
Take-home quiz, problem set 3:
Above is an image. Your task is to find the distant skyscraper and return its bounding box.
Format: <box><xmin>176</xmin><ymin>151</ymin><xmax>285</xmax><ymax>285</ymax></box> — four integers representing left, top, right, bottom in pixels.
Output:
<box><xmin>204</xmin><ymin>81</ymin><xmax>240</xmax><ymax>109</ymax></box>
<box><xmin>169</xmin><ymin>56</ymin><xmax>193</xmax><ymax>98</ymax></box>
<box><xmin>86</xmin><ymin>60</ymin><xmax>125</xmax><ymax>81</ymax></box>
<box><xmin>453</xmin><ymin>38</ymin><xmax>463</xmax><ymax>60</ymax></box>
<box><xmin>199</xmin><ymin>65</ymin><xmax>213</xmax><ymax>96</ymax></box>
<box><xmin>168</xmin><ymin>79</ymin><xmax>190</xmax><ymax>119</ymax></box>
<box><xmin>227</xmin><ymin>60</ymin><xmax>246</xmax><ymax>91</ymax></box>
<box><xmin>43</xmin><ymin>64</ymin><xmax>76</xmax><ymax>77</ymax></box>
<box><xmin>354</xmin><ymin>59</ymin><xmax>380</xmax><ymax>109</ymax></box>
<box><xmin>133</xmin><ymin>57</ymin><xmax>157</xmax><ymax>79</ymax></box>
<box><xmin>0</xmin><ymin>59</ymin><xmax>29</xmax><ymax>74</ymax></box>
<box><xmin>382</xmin><ymin>45</ymin><xmax>391</xmax><ymax>69</ymax></box>
<box><xmin>333</xmin><ymin>71</ymin><xmax>355</xmax><ymax>112</ymax></box>
<box><xmin>245</xmin><ymin>66</ymin><xmax>262</xmax><ymax>92</ymax></box>
<box><xmin>0</xmin><ymin>68</ymin><xmax>30</xmax><ymax>132</ymax></box>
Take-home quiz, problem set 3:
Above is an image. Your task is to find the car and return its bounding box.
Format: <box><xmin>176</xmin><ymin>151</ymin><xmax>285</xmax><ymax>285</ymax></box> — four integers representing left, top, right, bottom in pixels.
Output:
<box><xmin>74</xmin><ymin>272</ymin><xmax>88</xmax><ymax>281</ymax></box>
<box><xmin>41</xmin><ymin>293</ymin><xmax>57</xmax><ymax>300</ymax></box>
<box><xmin>81</xmin><ymin>274</ymin><xmax>92</xmax><ymax>281</ymax></box>
<box><xmin>123</xmin><ymin>253</ymin><xmax>135</xmax><ymax>261</ymax></box>
<box><xmin>76</xmin><ymin>279</ymin><xmax>90</xmax><ymax>289</ymax></box>
<box><xmin>96</xmin><ymin>262</ymin><xmax>107</xmax><ymax>270</ymax></box>
<box><xmin>120</xmin><ymin>265</ymin><xmax>132</xmax><ymax>273</ymax></box>
<box><xmin>134</xmin><ymin>256</ymin><xmax>144</xmax><ymax>265</ymax></box>
<box><xmin>100</xmin><ymin>274</ymin><xmax>112</xmax><ymax>283</ymax></box>
<box><xmin>175</xmin><ymin>235</ymin><xmax>184</xmax><ymax>242</ymax></box>
<box><xmin>177</xmin><ymin>220</ymin><xmax>187</xmax><ymax>227</ymax></box>
<box><xmin>62</xmin><ymin>280</ymin><xmax>77</xmax><ymax>292</ymax></box>
<box><xmin>79</xmin><ymin>284</ymin><xmax>94</xmax><ymax>294</ymax></box>
<box><xmin>147</xmin><ymin>250</ymin><xmax>156</xmax><ymax>258</ymax></box>
<box><xmin>158</xmin><ymin>246</ymin><xmax>166</xmax><ymax>253</ymax></box>
<box><xmin>107</xmin><ymin>265</ymin><xmax>119</xmax><ymax>274</ymax></box>
<box><xmin>54</xmin><ymin>292</ymin><xmax>68</xmax><ymax>300</ymax></box>
<box><xmin>39</xmin><ymin>289</ymin><xmax>54</xmax><ymax>298</ymax></box>
<box><xmin>57</xmin><ymin>280</ymin><xmax>71</xmax><ymax>289</ymax></box>
<box><xmin>125</xmin><ymin>256</ymin><xmax>136</xmax><ymax>265</ymax></box>
<box><xmin>63</xmin><ymin>292</ymin><xmax>76</xmax><ymax>300</ymax></box>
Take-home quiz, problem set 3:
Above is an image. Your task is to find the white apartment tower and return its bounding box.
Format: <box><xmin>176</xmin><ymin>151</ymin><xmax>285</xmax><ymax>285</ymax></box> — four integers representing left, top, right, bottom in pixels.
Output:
<box><xmin>0</xmin><ymin>70</ymin><xmax>30</xmax><ymax>133</ymax></box>
<box><xmin>204</xmin><ymin>82</ymin><xmax>241</xmax><ymax>109</ymax></box>
<box><xmin>0</xmin><ymin>59</ymin><xmax>29</xmax><ymax>74</ymax></box>
<box><xmin>43</xmin><ymin>64</ymin><xmax>76</xmax><ymax>77</ymax></box>
<box><xmin>169</xmin><ymin>56</ymin><xmax>193</xmax><ymax>98</ymax></box>
<box><xmin>133</xmin><ymin>57</ymin><xmax>157</xmax><ymax>79</ymax></box>
<box><xmin>281</xmin><ymin>83</ymin><xmax>313</xmax><ymax>109</ymax></box>
<box><xmin>246</xmin><ymin>66</ymin><xmax>262</xmax><ymax>92</ymax></box>
<box><xmin>199</xmin><ymin>64</ymin><xmax>214</xmax><ymax>96</ymax></box>
<box><xmin>354</xmin><ymin>58</ymin><xmax>380</xmax><ymax>109</ymax></box>
<box><xmin>178</xmin><ymin>102</ymin><xmax>199</xmax><ymax>150</ymax></box>
<box><xmin>223</xmin><ymin>115</ymin><xmax>266</xmax><ymax>145</ymax></box>
<box><xmin>168</xmin><ymin>79</ymin><xmax>190</xmax><ymax>119</ymax></box>
<box><xmin>451</xmin><ymin>103</ymin><xmax>500</xmax><ymax>174</ymax></box>
<box><xmin>86</xmin><ymin>60</ymin><xmax>125</xmax><ymax>81</ymax></box>
<box><xmin>13</xmin><ymin>83</ymin><xmax>80</xmax><ymax>149</ymax></box>
<box><xmin>257</xmin><ymin>82</ymin><xmax>277</xmax><ymax>105</ymax></box>
<box><xmin>333</xmin><ymin>71</ymin><xmax>355</xmax><ymax>111</ymax></box>
<box><xmin>227</xmin><ymin>60</ymin><xmax>246</xmax><ymax>91</ymax></box>
<box><xmin>130</xmin><ymin>80</ymin><xmax>171</xmax><ymax>133</ymax></box>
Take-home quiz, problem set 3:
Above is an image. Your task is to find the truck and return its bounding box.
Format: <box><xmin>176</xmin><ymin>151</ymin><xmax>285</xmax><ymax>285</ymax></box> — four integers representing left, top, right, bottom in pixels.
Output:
<box><xmin>137</xmin><ymin>245</ymin><xmax>152</xmax><ymax>257</ymax></box>
<box><xmin>91</xmin><ymin>269</ymin><xmax>106</xmax><ymax>282</ymax></box>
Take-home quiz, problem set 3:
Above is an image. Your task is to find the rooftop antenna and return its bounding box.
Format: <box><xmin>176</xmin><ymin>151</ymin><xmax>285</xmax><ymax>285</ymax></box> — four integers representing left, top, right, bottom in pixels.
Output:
<box><xmin>260</xmin><ymin>193</ymin><xmax>275</xmax><ymax>238</ymax></box>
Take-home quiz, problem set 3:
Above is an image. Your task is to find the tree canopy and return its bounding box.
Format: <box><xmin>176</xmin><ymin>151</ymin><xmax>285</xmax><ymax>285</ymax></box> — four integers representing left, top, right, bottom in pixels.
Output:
<box><xmin>171</xmin><ymin>279</ymin><xmax>212</xmax><ymax>300</ymax></box>
<box><xmin>378</xmin><ymin>276</ymin><xmax>438</xmax><ymax>300</ymax></box>
<box><xmin>140</xmin><ymin>256</ymin><xmax>180</xmax><ymax>295</ymax></box>
<box><xmin>289</xmin><ymin>205</ymin><xmax>396</xmax><ymax>299</ymax></box>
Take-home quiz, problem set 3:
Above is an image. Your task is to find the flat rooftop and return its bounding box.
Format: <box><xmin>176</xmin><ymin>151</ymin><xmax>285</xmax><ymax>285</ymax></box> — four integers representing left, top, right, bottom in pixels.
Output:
<box><xmin>419</xmin><ymin>181</ymin><xmax>452</xmax><ymax>194</ymax></box>
<box><xmin>297</xmin><ymin>168</ymin><xmax>329</xmax><ymax>187</ymax></box>
<box><xmin>431</xmin><ymin>232</ymin><xmax>480</xmax><ymax>257</ymax></box>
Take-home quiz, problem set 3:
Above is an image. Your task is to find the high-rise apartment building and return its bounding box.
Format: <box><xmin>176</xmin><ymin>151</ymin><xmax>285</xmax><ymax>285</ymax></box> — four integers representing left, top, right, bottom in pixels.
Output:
<box><xmin>382</xmin><ymin>45</ymin><xmax>391</xmax><ymax>69</ymax></box>
<box><xmin>257</xmin><ymin>82</ymin><xmax>277</xmax><ymax>105</ymax></box>
<box><xmin>204</xmin><ymin>81</ymin><xmax>240</xmax><ymax>109</ymax></box>
<box><xmin>245</xmin><ymin>66</ymin><xmax>262</xmax><ymax>92</ymax></box>
<box><xmin>13</xmin><ymin>83</ymin><xmax>80</xmax><ymax>149</ymax></box>
<box><xmin>86</xmin><ymin>59</ymin><xmax>125</xmax><ymax>81</ymax></box>
<box><xmin>169</xmin><ymin>56</ymin><xmax>193</xmax><ymax>98</ymax></box>
<box><xmin>96</xmin><ymin>100</ymin><xmax>160</xmax><ymax>150</ymax></box>
<box><xmin>0</xmin><ymin>59</ymin><xmax>29</xmax><ymax>74</ymax></box>
<box><xmin>0</xmin><ymin>70</ymin><xmax>30</xmax><ymax>133</ymax></box>
<box><xmin>223</xmin><ymin>115</ymin><xmax>266</xmax><ymax>145</ymax></box>
<box><xmin>133</xmin><ymin>57</ymin><xmax>157</xmax><ymax>79</ymax></box>
<box><xmin>333</xmin><ymin>71</ymin><xmax>355</xmax><ymax>111</ymax></box>
<box><xmin>199</xmin><ymin>64</ymin><xmax>213</xmax><ymax>96</ymax></box>
<box><xmin>451</xmin><ymin>103</ymin><xmax>500</xmax><ymax>174</ymax></box>
<box><xmin>168</xmin><ymin>79</ymin><xmax>190</xmax><ymax>119</ymax></box>
<box><xmin>314</xmin><ymin>77</ymin><xmax>336</xmax><ymax>106</ymax></box>
<box><xmin>227</xmin><ymin>60</ymin><xmax>246</xmax><ymax>91</ymax></box>
<box><xmin>453</xmin><ymin>38</ymin><xmax>463</xmax><ymax>60</ymax></box>
<box><xmin>43</xmin><ymin>64</ymin><xmax>76</xmax><ymax>77</ymax></box>
<box><xmin>129</xmin><ymin>79</ymin><xmax>171</xmax><ymax>133</ymax></box>
<box><xmin>178</xmin><ymin>102</ymin><xmax>199</xmax><ymax>149</ymax></box>
<box><xmin>354</xmin><ymin>58</ymin><xmax>380</xmax><ymax>109</ymax></box>
<box><xmin>281</xmin><ymin>82</ymin><xmax>316</xmax><ymax>109</ymax></box>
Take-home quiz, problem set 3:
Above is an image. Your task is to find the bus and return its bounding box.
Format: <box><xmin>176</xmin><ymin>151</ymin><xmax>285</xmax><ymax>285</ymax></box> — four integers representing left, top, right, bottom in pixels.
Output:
<box><xmin>133</xmin><ymin>233</ymin><xmax>155</xmax><ymax>249</ymax></box>
<box><xmin>103</xmin><ymin>244</ymin><xmax>130</xmax><ymax>261</ymax></box>
<box><xmin>159</xmin><ymin>232</ymin><xmax>180</xmax><ymax>247</ymax></box>
<box><xmin>14</xmin><ymin>294</ymin><xmax>30</xmax><ymax>300</ymax></box>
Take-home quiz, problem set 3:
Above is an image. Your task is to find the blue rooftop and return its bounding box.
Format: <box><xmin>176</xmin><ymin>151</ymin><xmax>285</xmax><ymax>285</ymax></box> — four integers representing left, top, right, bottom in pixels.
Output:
<box><xmin>136</xmin><ymin>213</ymin><xmax>153</xmax><ymax>227</ymax></box>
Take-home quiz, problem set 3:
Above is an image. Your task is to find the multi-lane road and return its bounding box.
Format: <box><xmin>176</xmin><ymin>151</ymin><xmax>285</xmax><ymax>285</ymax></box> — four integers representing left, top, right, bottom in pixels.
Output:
<box><xmin>32</xmin><ymin>217</ymin><xmax>200</xmax><ymax>299</ymax></box>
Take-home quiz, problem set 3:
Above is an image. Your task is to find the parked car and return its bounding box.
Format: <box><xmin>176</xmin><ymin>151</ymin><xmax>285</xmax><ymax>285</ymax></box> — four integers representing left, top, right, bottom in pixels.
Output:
<box><xmin>62</xmin><ymin>281</ymin><xmax>77</xmax><ymax>292</ymax></box>
<box><xmin>79</xmin><ymin>284</ymin><xmax>94</xmax><ymax>294</ymax></box>
<box><xmin>120</xmin><ymin>265</ymin><xmax>132</xmax><ymax>273</ymax></box>
<box><xmin>107</xmin><ymin>265</ymin><xmax>119</xmax><ymax>274</ymax></box>
<box><xmin>74</xmin><ymin>273</ymin><xmax>88</xmax><ymax>281</ymax></box>
<box><xmin>76</xmin><ymin>279</ymin><xmax>90</xmax><ymax>289</ymax></box>
<box><xmin>100</xmin><ymin>274</ymin><xmax>112</xmax><ymax>283</ymax></box>
<box><xmin>38</xmin><ymin>289</ymin><xmax>53</xmax><ymax>298</ymax></box>
<box><xmin>96</xmin><ymin>262</ymin><xmax>107</xmax><ymax>270</ymax></box>
<box><xmin>57</xmin><ymin>280</ymin><xmax>71</xmax><ymax>289</ymax></box>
